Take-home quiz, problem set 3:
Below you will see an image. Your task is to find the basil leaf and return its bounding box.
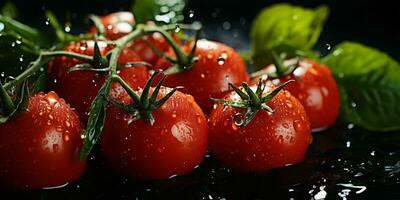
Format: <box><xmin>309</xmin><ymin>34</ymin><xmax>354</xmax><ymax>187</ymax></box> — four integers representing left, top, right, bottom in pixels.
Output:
<box><xmin>250</xmin><ymin>3</ymin><xmax>328</xmax><ymax>70</ymax></box>
<box><xmin>132</xmin><ymin>0</ymin><xmax>185</xmax><ymax>24</ymax></box>
<box><xmin>323</xmin><ymin>42</ymin><xmax>400</xmax><ymax>132</ymax></box>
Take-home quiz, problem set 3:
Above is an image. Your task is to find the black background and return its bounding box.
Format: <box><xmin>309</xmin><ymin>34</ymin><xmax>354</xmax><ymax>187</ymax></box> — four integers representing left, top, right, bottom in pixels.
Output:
<box><xmin>1</xmin><ymin>0</ymin><xmax>399</xmax><ymax>60</ymax></box>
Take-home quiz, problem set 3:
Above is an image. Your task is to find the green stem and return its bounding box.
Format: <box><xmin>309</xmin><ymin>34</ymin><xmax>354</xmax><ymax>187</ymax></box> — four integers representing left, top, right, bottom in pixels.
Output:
<box><xmin>3</xmin><ymin>55</ymin><xmax>50</xmax><ymax>91</ymax></box>
<box><xmin>0</xmin><ymin>82</ymin><xmax>15</xmax><ymax>114</ymax></box>
<box><xmin>0</xmin><ymin>15</ymin><xmax>41</xmax><ymax>42</ymax></box>
<box><xmin>271</xmin><ymin>50</ymin><xmax>285</xmax><ymax>77</ymax></box>
<box><xmin>111</xmin><ymin>75</ymin><xmax>140</xmax><ymax>102</ymax></box>
<box><xmin>41</xmin><ymin>51</ymin><xmax>94</xmax><ymax>62</ymax></box>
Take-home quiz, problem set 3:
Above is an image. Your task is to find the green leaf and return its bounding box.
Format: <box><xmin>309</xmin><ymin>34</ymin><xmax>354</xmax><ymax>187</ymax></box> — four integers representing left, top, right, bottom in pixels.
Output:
<box><xmin>132</xmin><ymin>0</ymin><xmax>185</xmax><ymax>24</ymax></box>
<box><xmin>323</xmin><ymin>42</ymin><xmax>400</xmax><ymax>132</ymax></box>
<box><xmin>80</xmin><ymin>84</ymin><xmax>108</xmax><ymax>160</ymax></box>
<box><xmin>250</xmin><ymin>3</ymin><xmax>328</xmax><ymax>70</ymax></box>
<box><xmin>1</xmin><ymin>1</ymin><xmax>19</xmax><ymax>19</ymax></box>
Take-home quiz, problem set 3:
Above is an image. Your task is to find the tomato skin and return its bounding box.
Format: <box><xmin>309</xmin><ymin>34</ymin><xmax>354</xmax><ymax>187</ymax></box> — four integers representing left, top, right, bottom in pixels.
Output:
<box><xmin>0</xmin><ymin>92</ymin><xmax>86</xmax><ymax>190</ymax></box>
<box><xmin>100</xmin><ymin>88</ymin><xmax>208</xmax><ymax>180</ymax></box>
<box><xmin>253</xmin><ymin>59</ymin><xmax>340</xmax><ymax>130</ymax></box>
<box><xmin>89</xmin><ymin>11</ymin><xmax>135</xmax><ymax>40</ymax></box>
<box><xmin>130</xmin><ymin>32</ymin><xmax>173</xmax><ymax>66</ymax></box>
<box><xmin>208</xmin><ymin>87</ymin><xmax>312</xmax><ymax>172</ymax></box>
<box><xmin>48</xmin><ymin>40</ymin><xmax>149</xmax><ymax>121</ymax></box>
<box><xmin>155</xmin><ymin>39</ymin><xmax>250</xmax><ymax>114</ymax></box>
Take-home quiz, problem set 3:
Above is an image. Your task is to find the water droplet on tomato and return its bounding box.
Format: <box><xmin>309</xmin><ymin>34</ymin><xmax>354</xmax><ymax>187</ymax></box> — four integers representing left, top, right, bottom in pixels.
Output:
<box><xmin>171</xmin><ymin>110</ymin><xmax>177</xmax><ymax>118</ymax></box>
<box><xmin>293</xmin><ymin>120</ymin><xmax>305</xmax><ymax>132</ymax></box>
<box><xmin>233</xmin><ymin>113</ymin><xmax>244</xmax><ymax>126</ymax></box>
<box><xmin>285</xmin><ymin>100</ymin><xmax>293</xmax><ymax>108</ymax></box>
<box><xmin>53</xmin><ymin>144</ymin><xmax>59</xmax><ymax>152</ymax></box>
<box><xmin>200</xmin><ymin>73</ymin><xmax>205</xmax><ymax>78</ymax></box>
<box><xmin>217</xmin><ymin>57</ymin><xmax>225</xmax><ymax>65</ymax></box>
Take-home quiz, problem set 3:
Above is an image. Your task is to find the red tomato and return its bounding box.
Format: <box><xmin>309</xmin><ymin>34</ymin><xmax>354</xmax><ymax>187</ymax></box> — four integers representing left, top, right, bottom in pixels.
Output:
<box><xmin>208</xmin><ymin>85</ymin><xmax>312</xmax><ymax>172</ymax></box>
<box><xmin>89</xmin><ymin>11</ymin><xmax>135</xmax><ymax>40</ymax></box>
<box><xmin>47</xmin><ymin>40</ymin><xmax>150</xmax><ymax>122</ymax></box>
<box><xmin>252</xmin><ymin>59</ymin><xmax>340</xmax><ymax>130</ymax></box>
<box><xmin>155</xmin><ymin>39</ymin><xmax>250</xmax><ymax>114</ymax></box>
<box><xmin>89</xmin><ymin>12</ymin><xmax>175</xmax><ymax>66</ymax></box>
<box><xmin>0</xmin><ymin>91</ymin><xmax>86</xmax><ymax>190</ymax></box>
<box><xmin>100</xmin><ymin>87</ymin><xmax>208</xmax><ymax>180</ymax></box>
<box><xmin>129</xmin><ymin>32</ymin><xmax>174</xmax><ymax>66</ymax></box>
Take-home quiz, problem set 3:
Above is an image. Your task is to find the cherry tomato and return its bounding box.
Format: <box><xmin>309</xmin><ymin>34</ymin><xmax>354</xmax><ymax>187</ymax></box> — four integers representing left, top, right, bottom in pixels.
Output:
<box><xmin>208</xmin><ymin>85</ymin><xmax>312</xmax><ymax>172</ymax></box>
<box><xmin>89</xmin><ymin>12</ymin><xmax>175</xmax><ymax>66</ymax></box>
<box><xmin>47</xmin><ymin>40</ymin><xmax>150</xmax><ymax>121</ymax></box>
<box><xmin>89</xmin><ymin>11</ymin><xmax>135</xmax><ymax>40</ymax></box>
<box><xmin>100</xmin><ymin>87</ymin><xmax>208</xmax><ymax>180</ymax></box>
<box><xmin>252</xmin><ymin>59</ymin><xmax>340</xmax><ymax>130</ymax></box>
<box><xmin>130</xmin><ymin>32</ymin><xmax>174</xmax><ymax>66</ymax></box>
<box><xmin>155</xmin><ymin>39</ymin><xmax>250</xmax><ymax>114</ymax></box>
<box><xmin>0</xmin><ymin>91</ymin><xmax>86</xmax><ymax>190</ymax></box>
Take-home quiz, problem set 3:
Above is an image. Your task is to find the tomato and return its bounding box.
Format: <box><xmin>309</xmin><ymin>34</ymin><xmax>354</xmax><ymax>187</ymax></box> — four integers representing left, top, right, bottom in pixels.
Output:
<box><xmin>89</xmin><ymin>12</ymin><xmax>174</xmax><ymax>66</ymax></box>
<box><xmin>208</xmin><ymin>84</ymin><xmax>312</xmax><ymax>172</ymax></box>
<box><xmin>47</xmin><ymin>40</ymin><xmax>150</xmax><ymax>122</ymax></box>
<box><xmin>100</xmin><ymin>87</ymin><xmax>208</xmax><ymax>180</ymax></box>
<box><xmin>252</xmin><ymin>59</ymin><xmax>340</xmax><ymax>130</ymax></box>
<box><xmin>89</xmin><ymin>11</ymin><xmax>135</xmax><ymax>40</ymax></box>
<box><xmin>130</xmin><ymin>32</ymin><xmax>174</xmax><ymax>66</ymax></box>
<box><xmin>155</xmin><ymin>39</ymin><xmax>250</xmax><ymax>114</ymax></box>
<box><xmin>0</xmin><ymin>91</ymin><xmax>86</xmax><ymax>190</ymax></box>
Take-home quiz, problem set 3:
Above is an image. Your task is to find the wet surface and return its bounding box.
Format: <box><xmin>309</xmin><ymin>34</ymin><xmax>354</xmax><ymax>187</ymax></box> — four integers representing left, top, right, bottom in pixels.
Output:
<box><xmin>2</xmin><ymin>122</ymin><xmax>399</xmax><ymax>199</ymax></box>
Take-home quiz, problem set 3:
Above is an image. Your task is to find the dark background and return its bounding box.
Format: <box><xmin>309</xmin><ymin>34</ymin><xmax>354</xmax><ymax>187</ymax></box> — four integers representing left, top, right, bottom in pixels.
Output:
<box><xmin>1</xmin><ymin>0</ymin><xmax>399</xmax><ymax>60</ymax></box>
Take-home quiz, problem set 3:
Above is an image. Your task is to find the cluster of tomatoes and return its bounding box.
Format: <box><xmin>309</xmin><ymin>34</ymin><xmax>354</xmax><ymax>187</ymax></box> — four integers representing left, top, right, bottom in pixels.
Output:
<box><xmin>0</xmin><ymin>11</ymin><xmax>340</xmax><ymax>190</ymax></box>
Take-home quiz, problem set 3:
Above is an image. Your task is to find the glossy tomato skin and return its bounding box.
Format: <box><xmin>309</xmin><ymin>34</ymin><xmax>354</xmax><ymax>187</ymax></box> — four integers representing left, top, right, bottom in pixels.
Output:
<box><xmin>48</xmin><ymin>40</ymin><xmax>149</xmax><ymax>121</ymax></box>
<box><xmin>89</xmin><ymin>11</ymin><xmax>135</xmax><ymax>40</ymax></box>
<box><xmin>0</xmin><ymin>92</ymin><xmax>86</xmax><ymax>190</ymax></box>
<box><xmin>89</xmin><ymin>12</ymin><xmax>173</xmax><ymax>66</ymax></box>
<box><xmin>209</xmin><ymin>87</ymin><xmax>312</xmax><ymax>172</ymax></box>
<box><xmin>253</xmin><ymin>59</ymin><xmax>340</xmax><ymax>130</ymax></box>
<box><xmin>100</xmin><ymin>88</ymin><xmax>208</xmax><ymax>180</ymax></box>
<box><xmin>155</xmin><ymin>39</ymin><xmax>250</xmax><ymax>114</ymax></box>
<box><xmin>130</xmin><ymin>32</ymin><xmax>175</xmax><ymax>66</ymax></box>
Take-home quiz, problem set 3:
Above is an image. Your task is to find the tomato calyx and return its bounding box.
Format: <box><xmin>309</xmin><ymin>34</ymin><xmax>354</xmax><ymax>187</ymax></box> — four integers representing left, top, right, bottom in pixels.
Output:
<box><xmin>251</xmin><ymin>50</ymin><xmax>300</xmax><ymax>79</ymax></box>
<box><xmin>211</xmin><ymin>79</ymin><xmax>294</xmax><ymax>127</ymax></box>
<box><xmin>109</xmin><ymin>71</ymin><xmax>179</xmax><ymax>125</ymax></box>
<box><xmin>161</xmin><ymin>27</ymin><xmax>202</xmax><ymax>75</ymax></box>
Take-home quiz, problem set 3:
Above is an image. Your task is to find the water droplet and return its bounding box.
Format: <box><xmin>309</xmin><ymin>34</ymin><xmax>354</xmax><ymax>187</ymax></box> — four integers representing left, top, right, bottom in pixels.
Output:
<box><xmin>200</xmin><ymin>73</ymin><xmax>205</xmax><ymax>78</ymax></box>
<box><xmin>217</xmin><ymin>57</ymin><xmax>225</xmax><ymax>65</ymax></box>
<box><xmin>188</xmin><ymin>10</ymin><xmax>195</xmax><ymax>18</ymax></box>
<box><xmin>325</xmin><ymin>43</ymin><xmax>331</xmax><ymax>50</ymax></box>
<box><xmin>285</xmin><ymin>100</ymin><xmax>293</xmax><ymax>108</ymax></box>
<box><xmin>346</xmin><ymin>141</ymin><xmax>351</xmax><ymax>148</ymax></box>
<box><xmin>174</xmin><ymin>24</ymin><xmax>181</xmax><ymax>33</ymax></box>
<box><xmin>171</xmin><ymin>110</ymin><xmax>177</xmax><ymax>118</ymax></box>
<box><xmin>350</xmin><ymin>102</ymin><xmax>357</xmax><ymax>108</ymax></box>
<box><xmin>19</xmin><ymin>55</ymin><xmax>24</xmax><ymax>62</ymax></box>
<box><xmin>64</xmin><ymin>26</ymin><xmax>71</xmax><ymax>33</ymax></box>
<box><xmin>347</xmin><ymin>123</ymin><xmax>354</xmax><ymax>130</ymax></box>
<box><xmin>293</xmin><ymin>120</ymin><xmax>304</xmax><ymax>132</ymax></box>
<box><xmin>222</xmin><ymin>21</ymin><xmax>231</xmax><ymax>30</ymax></box>
<box><xmin>45</xmin><ymin>18</ymin><xmax>50</xmax><ymax>25</ymax></box>
<box><xmin>64</xmin><ymin>134</ymin><xmax>70</xmax><ymax>142</ymax></box>
<box><xmin>53</xmin><ymin>144</ymin><xmax>59</xmax><ymax>152</ymax></box>
<box><xmin>233</xmin><ymin>113</ymin><xmax>244</xmax><ymax>126</ymax></box>
<box><xmin>225</xmin><ymin>75</ymin><xmax>230</xmax><ymax>81</ymax></box>
<box><xmin>282</xmin><ymin>122</ymin><xmax>289</xmax><ymax>129</ymax></box>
